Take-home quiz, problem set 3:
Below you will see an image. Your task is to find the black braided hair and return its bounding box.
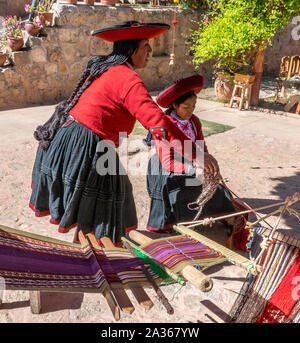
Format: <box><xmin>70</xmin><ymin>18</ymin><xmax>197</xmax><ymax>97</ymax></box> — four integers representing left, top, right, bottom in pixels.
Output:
<box><xmin>34</xmin><ymin>34</ymin><xmax>142</xmax><ymax>150</ymax></box>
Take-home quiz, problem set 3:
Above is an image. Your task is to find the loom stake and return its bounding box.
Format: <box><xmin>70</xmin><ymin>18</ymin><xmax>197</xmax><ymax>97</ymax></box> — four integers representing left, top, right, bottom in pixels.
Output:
<box><xmin>123</xmin><ymin>239</ymin><xmax>175</xmax><ymax>315</ymax></box>
<box><xmin>78</xmin><ymin>231</ymin><xmax>121</xmax><ymax>320</ymax></box>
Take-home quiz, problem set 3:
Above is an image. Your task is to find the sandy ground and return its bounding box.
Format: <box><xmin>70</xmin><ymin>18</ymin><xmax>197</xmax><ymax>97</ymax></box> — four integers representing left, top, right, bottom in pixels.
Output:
<box><xmin>0</xmin><ymin>99</ymin><xmax>299</xmax><ymax>323</ymax></box>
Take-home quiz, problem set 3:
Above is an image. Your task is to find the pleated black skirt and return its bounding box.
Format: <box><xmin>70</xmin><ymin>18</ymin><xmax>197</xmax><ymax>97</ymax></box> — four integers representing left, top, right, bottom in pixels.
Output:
<box><xmin>30</xmin><ymin>118</ymin><xmax>137</xmax><ymax>244</ymax></box>
<box><xmin>146</xmin><ymin>153</ymin><xmax>235</xmax><ymax>231</ymax></box>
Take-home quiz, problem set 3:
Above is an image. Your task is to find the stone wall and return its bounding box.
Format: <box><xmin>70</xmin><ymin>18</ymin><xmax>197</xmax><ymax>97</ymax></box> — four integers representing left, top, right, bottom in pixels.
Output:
<box><xmin>0</xmin><ymin>0</ymin><xmax>28</xmax><ymax>18</ymax></box>
<box><xmin>0</xmin><ymin>3</ymin><xmax>202</xmax><ymax>110</ymax></box>
<box><xmin>0</xmin><ymin>3</ymin><xmax>299</xmax><ymax>111</ymax></box>
<box><xmin>264</xmin><ymin>18</ymin><xmax>300</xmax><ymax>75</ymax></box>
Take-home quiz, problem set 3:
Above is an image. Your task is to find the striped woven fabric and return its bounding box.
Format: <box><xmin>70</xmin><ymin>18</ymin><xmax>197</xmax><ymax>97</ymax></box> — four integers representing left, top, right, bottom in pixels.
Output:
<box><xmin>141</xmin><ymin>235</ymin><xmax>227</xmax><ymax>274</ymax></box>
<box><xmin>229</xmin><ymin>229</ymin><xmax>300</xmax><ymax>323</ymax></box>
<box><xmin>0</xmin><ymin>225</ymin><xmax>156</xmax><ymax>293</ymax></box>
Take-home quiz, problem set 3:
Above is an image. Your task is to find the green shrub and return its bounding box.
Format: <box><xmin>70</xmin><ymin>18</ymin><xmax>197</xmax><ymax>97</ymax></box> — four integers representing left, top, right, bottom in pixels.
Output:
<box><xmin>190</xmin><ymin>0</ymin><xmax>300</xmax><ymax>75</ymax></box>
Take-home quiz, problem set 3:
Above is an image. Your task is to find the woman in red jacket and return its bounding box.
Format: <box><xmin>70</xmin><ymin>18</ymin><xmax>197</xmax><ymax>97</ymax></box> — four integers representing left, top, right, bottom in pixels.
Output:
<box><xmin>29</xmin><ymin>21</ymin><xmax>209</xmax><ymax>246</ymax></box>
<box><xmin>144</xmin><ymin>75</ymin><xmax>245</xmax><ymax>243</ymax></box>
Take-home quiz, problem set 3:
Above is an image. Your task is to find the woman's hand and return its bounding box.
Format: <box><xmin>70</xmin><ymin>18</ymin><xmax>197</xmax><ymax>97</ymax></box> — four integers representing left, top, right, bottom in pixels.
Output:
<box><xmin>195</xmin><ymin>152</ymin><xmax>219</xmax><ymax>177</ymax></box>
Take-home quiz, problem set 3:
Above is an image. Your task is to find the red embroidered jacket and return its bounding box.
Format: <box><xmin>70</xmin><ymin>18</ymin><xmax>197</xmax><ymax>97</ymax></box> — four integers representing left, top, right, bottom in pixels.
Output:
<box><xmin>156</xmin><ymin>114</ymin><xmax>208</xmax><ymax>174</ymax></box>
<box><xmin>69</xmin><ymin>64</ymin><xmax>203</xmax><ymax>173</ymax></box>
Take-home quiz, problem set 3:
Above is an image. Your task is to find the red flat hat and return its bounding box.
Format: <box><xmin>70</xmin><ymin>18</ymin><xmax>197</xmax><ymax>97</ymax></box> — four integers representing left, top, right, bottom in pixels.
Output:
<box><xmin>156</xmin><ymin>74</ymin><xmax>204</xmax><ymax>108</ymax></box>
<box><xmin>91</xmin><ymin>21</ymin><xmax>170</xmax><ymax>42</ymax></box>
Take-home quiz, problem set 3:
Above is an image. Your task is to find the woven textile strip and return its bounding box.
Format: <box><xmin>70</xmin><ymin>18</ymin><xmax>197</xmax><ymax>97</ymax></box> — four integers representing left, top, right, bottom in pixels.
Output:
<box><xmin>0</xmin><ymin>225</ymin><xmax>156</xmax><ymax>293</ymax></box>
<box><xmin>140</xmin><ymin>235</ymin><xmax>227</xmax><ymax>275</ymax></box>
<box><xmin>229</xmin><ymin>231</ymin><xmax>300</xmax><ymax>323</ymax></box>
<box><xmin>255</xmin><ymin>254</ymin><xmax>300</xmax><ymax>323</ymax></box>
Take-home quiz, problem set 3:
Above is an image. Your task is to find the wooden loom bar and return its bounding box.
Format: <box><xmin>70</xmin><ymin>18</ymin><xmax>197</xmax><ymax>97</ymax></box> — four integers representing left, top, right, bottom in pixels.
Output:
<box><xmin>83</xmin><ymin>233</ymin><xmax>135</xmax><ymax>315</ymax></box>
<box><xmin>174</xmin><ymin>225</ymin><xmax>262</xmax><ymax>275</ymax></box>
<box><xmin>128</xmin><ymin>230</ymin><xmax>213</xmax><ymax>292</ymax></box>
<box><xmin>92</xmin><ymin>234</ymin><xmax>154</xmax><ymax>311</ymax></box>
<box><xmin>78</xmin><ymin>231</ymin><xmax>120</xmax><ymax>320</ymax></box>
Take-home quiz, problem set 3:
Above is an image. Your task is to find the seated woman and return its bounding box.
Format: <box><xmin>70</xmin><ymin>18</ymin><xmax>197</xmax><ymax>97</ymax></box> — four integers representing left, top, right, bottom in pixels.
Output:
<box><xmin>144</xmin><ymin>75</ymin><xmax>248</xmax><ymax>250</ymax></box>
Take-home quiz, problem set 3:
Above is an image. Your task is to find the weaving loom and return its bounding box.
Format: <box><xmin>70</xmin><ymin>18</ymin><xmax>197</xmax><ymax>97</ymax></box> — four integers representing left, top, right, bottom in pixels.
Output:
<box><xmin>229</xmin><ymin>226</ymin><xmax>300</xmax><ymax>323</ymax></box>
<box><xmin>124</xmin><ymin>224</ymin><xmax>263</xmax><ymax>295</ymax></box>
<box><xmin>0</xmin><ymin>224</ymin><xmax>168</xmax><ymax>320</ymax></box>
<box><xmin>228</xmin><ymin>193</ymin><xmax>300</xmax><ymax>323</ymax></box>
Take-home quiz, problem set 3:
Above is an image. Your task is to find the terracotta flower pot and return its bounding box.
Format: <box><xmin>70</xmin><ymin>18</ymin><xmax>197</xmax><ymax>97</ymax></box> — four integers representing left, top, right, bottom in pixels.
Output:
<box><xmin>7</xmin><ymin>37</ymin><xmax>24</xmax><ymax>52</ymax></box>
<box><xmin>38</xmin><ymin>12</ymin><xmax>54</xmax><ymax>27</ymax></box>
<box><xmin>0</xmin><ymin>52</ymin><xmax>6</xmax><ymax>67</ymax></box>
<box><xmin>66</xmin><ymin>0</ymin><xmax>78</xmax><ymax>4</ymax></box>
<box><xmin>214</xmin><ymin>73</ymin><xmax>234</xmax><ymax>102</ymax></box>
<box><xmin>84</xmin><ymin>0</ymin><xmax>95</xmax><ymax>4</ymax></box>
<box><xmin>100</xmin><ymin>0</ymin><xmax>116</xmax><ymax>5</ymax></box>
<box><xmin>25</xmin><ymin>22</ymin><xmax>40</xmax><ymax>37</ymax></box>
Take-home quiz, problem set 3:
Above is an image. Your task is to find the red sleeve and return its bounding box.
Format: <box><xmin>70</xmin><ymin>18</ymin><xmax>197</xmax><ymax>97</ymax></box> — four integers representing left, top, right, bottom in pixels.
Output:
<box><xmin>192</xmin><ymin>115</ymin><xmax>208</xmax><ymax>153</ymax></box>
<box><xmin>123</xmin><ymin>81</ymin><xmax>201</xmax><ymax>166</ymax></box>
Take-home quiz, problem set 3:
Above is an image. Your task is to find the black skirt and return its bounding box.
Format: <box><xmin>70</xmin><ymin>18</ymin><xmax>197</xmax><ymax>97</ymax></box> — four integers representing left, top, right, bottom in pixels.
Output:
<box><xmin>146</xmin><ymin>153</ymin><xmax>235</xmax><ymax>231</ymax></box>
<box><xmin>30</xmin><ymin>118</ymin><xmax>137</xmax><ymax>244</ymax></box>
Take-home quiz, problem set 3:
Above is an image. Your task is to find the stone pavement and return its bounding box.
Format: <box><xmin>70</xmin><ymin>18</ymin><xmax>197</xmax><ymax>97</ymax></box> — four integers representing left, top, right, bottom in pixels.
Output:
<box><xmin>0</xmin><ymin>99</ymin><xmax>299</xmax><ymax>323</ymax></box>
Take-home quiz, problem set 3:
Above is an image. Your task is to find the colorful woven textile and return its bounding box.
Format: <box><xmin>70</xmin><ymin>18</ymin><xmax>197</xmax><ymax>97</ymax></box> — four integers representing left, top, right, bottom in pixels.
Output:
<box><xmin>229</xmin><ymin>228</ymin><xmax>300</xmax><ymax>323</ymax></box>
<box><xmin>141</xmin><ymin>235</ymin><xmax>227</xmax><ymax>275</ymax></box>
<box><xmin>0</xmin><ymin>225</ymin><xmax>157</xmax><ymax>293</ymax></box>
<box><xmin>255</xmin><ymin>254</ymin><xmax>300</xmax><ymax>323</ymax></box>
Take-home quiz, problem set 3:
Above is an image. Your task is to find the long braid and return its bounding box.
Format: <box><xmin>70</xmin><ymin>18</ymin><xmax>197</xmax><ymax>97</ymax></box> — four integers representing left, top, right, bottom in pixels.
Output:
<box><xmin>34</xmin><ymin>38</ymin><xmax>141</xmax><ymax>150</ymax></box>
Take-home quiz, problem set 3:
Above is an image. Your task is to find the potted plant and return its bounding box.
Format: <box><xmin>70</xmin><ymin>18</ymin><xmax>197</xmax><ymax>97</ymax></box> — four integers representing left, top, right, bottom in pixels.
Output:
<box><xmin>100</xmin><ymin>0</ymin><xmax>117</xmax><ymax>6</ymax></box>
<box><xmin>25</xmin><ymin>0</ymin><xmax>56</xmax><ymax>27</ymax></box>
<box><xmin>24</xmin><ymin>17</ymin><xmax>44</xmax><ymax>37</ymax></box>
<box><xmin>2</xmin><ymin>15</ymin><xmax>24</xmax><ymax>52</ymax></box>
<box><xmin>0</xmin><ymin>35</ymin><xmax>7</xmax><ymax>67</ymax></box>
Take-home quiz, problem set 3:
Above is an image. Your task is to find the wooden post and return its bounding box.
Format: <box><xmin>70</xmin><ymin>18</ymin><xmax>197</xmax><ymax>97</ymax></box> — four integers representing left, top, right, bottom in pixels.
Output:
<box><xmin>30</xmin><ymin>291</ymin><xmax>42</xmax><ymax>314</ymax></box>
<box><xmin>250</xmin><ymin>47</ymin><xmax>266</xmax><ymax>106</ymax></box>
<box><xmin>128</xmin><ymin>230</ymin><xmax>213</xmax><ymax>292</ymax></box>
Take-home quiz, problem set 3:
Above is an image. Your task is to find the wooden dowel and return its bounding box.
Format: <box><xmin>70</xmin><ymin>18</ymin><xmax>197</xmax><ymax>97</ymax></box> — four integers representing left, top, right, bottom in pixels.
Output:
<box><xmin>181</xmin><ymin>193</ymin><xmax>300</xmax><ymax>228</ymax></box>
<box><xmin>128</xmin><ymin>230</ymin><xmax>213</xmax><ymax>292</ymax></box>
<box><xmin>181</xmin><ymin>265</ymin><xmax>213</xmax><ymax>292</ymax></box>
<box><xmin>180</xmin><ymin>200</ymin><xmax>289</xmax><ymax>227</ymax></box>
<box><xmin>174</xmin><ymin>225</ymin><xmax>262</xmax><ymax>275</ymax></box>
<box><xmin>128</xmin><ymin>230</ymin><xmax>152</xmax><ymax>245</ymax></box>
<box><xmin>98</xmin><ymin>235</ymin><xmax>153</xmax><ymax>310</ymax></box>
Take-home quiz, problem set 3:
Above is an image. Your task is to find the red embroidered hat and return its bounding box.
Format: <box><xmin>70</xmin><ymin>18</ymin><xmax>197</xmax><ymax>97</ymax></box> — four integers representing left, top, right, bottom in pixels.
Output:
<box><xmin>156</xmin><ymin>74</ymin><xmax>204</xmax><ymax>108</ymax></box>
<box><xmin>91</xmin><ymin>21</ymin><xmax>170</xmax><ymax>42</ymax></box>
